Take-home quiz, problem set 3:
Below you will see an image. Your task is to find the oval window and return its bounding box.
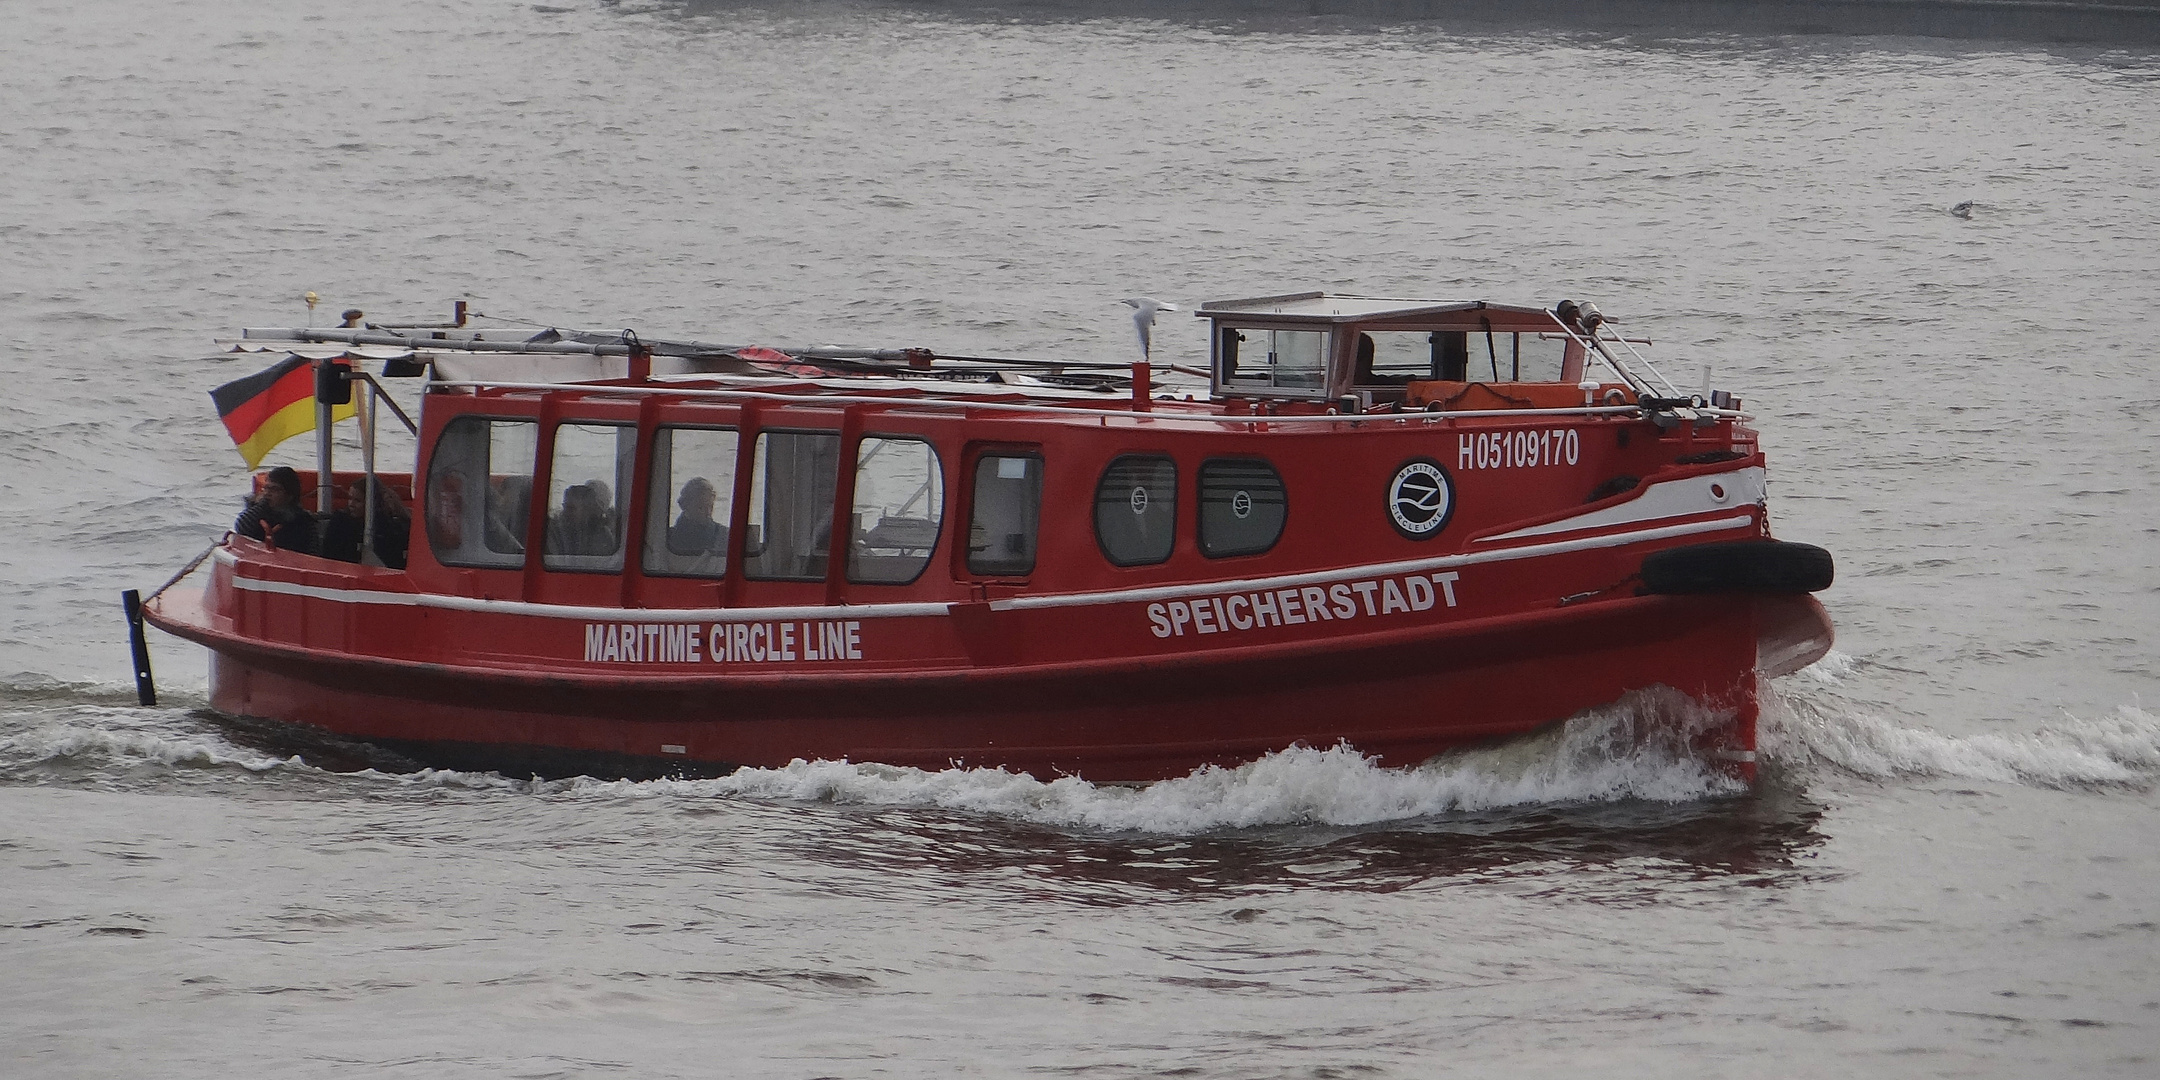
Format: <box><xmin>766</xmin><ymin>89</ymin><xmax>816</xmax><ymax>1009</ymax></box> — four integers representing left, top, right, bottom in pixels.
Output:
<box><xmin>1095</xmin><ymin>455</ymin><xmax>1177</xmax><ymax>567</ymax></box>
<box><xmin>1198</xmin><ymin>458</ymin><xmax>1286</xmax><ymax>558</ymax></box>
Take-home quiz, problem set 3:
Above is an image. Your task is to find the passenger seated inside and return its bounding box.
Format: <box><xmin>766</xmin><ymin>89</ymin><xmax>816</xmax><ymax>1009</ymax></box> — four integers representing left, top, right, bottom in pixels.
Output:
<box><xmin>233</xmin><ymin>465</ymin><xmax>319</xmax><ymax>555</ymax></box>
<box><xmin>668</xmin><ymin>477</ymin><xmax>727</xmax><ymax>556</ymax></box>
<box><xmin>548</xmin><ymin>481</ymin><xmax>617</xmax><ymax>556</ymax></box>
<box><xmin>321</xmin><ymin>477</ymin><xmax>411</xmax><ymax>569</ymax></box>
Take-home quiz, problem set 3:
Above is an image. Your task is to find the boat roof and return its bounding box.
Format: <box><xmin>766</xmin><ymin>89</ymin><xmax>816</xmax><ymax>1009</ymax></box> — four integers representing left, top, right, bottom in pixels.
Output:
<box><xmin>1196</xmin><ymin>293</ymin><xmax>1557</xmax><ymax>324</ymax></box>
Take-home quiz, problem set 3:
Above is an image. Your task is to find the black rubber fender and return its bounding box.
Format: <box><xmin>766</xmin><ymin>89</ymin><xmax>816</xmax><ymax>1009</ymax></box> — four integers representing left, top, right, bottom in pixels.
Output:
<box><xmin>1640</xmin><ymin>540</ymin><xmax>1835</xmax><ymax>595</ymax></box>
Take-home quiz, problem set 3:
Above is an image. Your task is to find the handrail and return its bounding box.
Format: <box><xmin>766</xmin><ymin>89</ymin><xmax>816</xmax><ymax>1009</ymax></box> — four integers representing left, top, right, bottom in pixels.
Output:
<box><xmin>423</xmin><ymin>378</ymin><xmax>1742</xmax><ymax>425</ymax></box>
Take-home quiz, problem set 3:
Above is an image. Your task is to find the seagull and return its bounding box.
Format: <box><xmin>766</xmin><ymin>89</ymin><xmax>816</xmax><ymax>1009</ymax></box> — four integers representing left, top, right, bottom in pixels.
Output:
<box><xmin>1950</xmin><ymin>201</ymin><xmax>1974</xmax><ymax>219</ymax></box>
<box><xmin>1121</xmin><ymin>297</ymin><xmax>1179</xmax><ymax>359</ymax></box>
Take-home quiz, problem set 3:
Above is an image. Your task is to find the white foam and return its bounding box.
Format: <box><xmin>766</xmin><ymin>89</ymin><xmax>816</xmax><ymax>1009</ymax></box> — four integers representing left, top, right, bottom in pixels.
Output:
<box><xmin>1798</xmin><ymin>649</ymin><xmax>1858</xmax><ymax>684</ymax></box>
<box><xmin>0</xmin><ymin>716</ymin><xmax>295</xmax><ymax>773</ymax></box>
<box><xmin>1762</xmin><ymin>687</ymin><xmax>2159</xmax><ymax>785</ymax></box>
<box><xmin>584</xmin><ymin>691</ymin><xmax>1743</xmax><ymax>834</ymax></box>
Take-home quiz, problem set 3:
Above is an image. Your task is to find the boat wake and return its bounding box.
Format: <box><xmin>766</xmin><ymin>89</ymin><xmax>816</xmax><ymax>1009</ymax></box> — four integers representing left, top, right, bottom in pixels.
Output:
<box><xmin>1763</xmin><ymin>661</ymin><xmax>2158</xmax><ymax>786</ymax></box>
<box><xmin>594</xmin><ymin>689</ymin><xmax>1752</xmax><ymax>832</ymax></box>
<box><xmin>3</xmin><ymin>660</ymin><xmax>2154</xmax><ymax>824</ymax></box>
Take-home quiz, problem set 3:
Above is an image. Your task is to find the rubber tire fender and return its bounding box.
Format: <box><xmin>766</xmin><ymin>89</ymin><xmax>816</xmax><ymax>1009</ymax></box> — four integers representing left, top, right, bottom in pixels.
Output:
<box><xmin>1640</xmin><ymin>540</ymin><xmax>1834</xmax><ymax>595</ymax></box>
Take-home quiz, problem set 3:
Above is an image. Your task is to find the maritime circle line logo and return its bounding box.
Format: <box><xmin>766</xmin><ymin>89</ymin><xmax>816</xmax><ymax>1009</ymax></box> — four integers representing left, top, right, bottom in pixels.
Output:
<box><xmin>1386</xmin><ymin>458</ymin><xmax>1454</xmax><ymax>540</ymax></box>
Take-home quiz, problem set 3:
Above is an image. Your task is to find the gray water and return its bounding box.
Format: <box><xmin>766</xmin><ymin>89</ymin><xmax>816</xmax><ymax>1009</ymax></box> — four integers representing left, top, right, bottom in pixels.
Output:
<box><xmin>4</xmin><ymin>1</ymin><xmax>2159</xmax><ymax>1076</ymax></box>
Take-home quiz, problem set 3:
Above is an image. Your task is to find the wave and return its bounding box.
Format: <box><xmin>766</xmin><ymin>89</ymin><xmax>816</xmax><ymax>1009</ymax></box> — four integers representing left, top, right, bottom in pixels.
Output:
<box><xmin>536</xmin><ymin>689</ymin><xmax>1749</xmax><ymax>833</ymax></box>
<box><xmin>1764</xmin><ymin>689</ymin><xmax>2158</xmax><ymax>786</ymax></box>
<box><xmin>0</xmin><ymin>708</ymin><xmax>294</xmax><ymax>774</ymax></box>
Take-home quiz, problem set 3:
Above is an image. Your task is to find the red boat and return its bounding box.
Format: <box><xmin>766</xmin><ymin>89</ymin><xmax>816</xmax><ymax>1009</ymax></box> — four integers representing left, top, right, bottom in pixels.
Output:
<box><xmin>140</xmin><ymin>293</ymin><xmax>1833</xmax><ymax>782</ymax></box>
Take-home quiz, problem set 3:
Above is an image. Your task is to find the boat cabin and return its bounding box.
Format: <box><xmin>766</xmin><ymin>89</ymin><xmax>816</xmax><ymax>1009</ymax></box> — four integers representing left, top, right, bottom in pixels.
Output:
<box><xmin>1199</xmin><ymin>293</ymin><xmax>1607</xmax><ymax>414</ymax></box>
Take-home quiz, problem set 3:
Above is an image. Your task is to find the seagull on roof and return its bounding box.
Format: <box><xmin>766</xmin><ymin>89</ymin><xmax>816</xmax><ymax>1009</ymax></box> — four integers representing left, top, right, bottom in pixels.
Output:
<box><xmin>1121</xmin><ymin>297</ymin><xmax>1179</xmax><ymax>360</ymax></box>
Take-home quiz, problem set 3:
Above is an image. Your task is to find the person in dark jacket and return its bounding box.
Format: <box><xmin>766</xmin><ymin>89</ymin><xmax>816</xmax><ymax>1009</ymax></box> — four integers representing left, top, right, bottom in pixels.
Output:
<box><xmin>320</xmin><ymin>477</ymin><xmax>410</xmax><ymax>569</ymax></box>
<box><xmin>233</xmin><ymin>465</ymin><xmax>318</xmax><ymax>555</ymax></box>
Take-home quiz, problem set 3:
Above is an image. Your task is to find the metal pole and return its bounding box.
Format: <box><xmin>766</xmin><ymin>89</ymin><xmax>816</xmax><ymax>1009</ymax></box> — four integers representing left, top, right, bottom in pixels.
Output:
<box><xmin>361</xmin><ymin>378</ymin><xmax>379</xmax><ymax>566</ymax></box>
<box><xmin>121</xmin><ymin>590</ymin><xmax>156</xmax><ymax>706</ymax></box>
<box><xmin>315</xmin><ymin>395</ymin><xmax>334</xmax><ymax>518</ymax></box>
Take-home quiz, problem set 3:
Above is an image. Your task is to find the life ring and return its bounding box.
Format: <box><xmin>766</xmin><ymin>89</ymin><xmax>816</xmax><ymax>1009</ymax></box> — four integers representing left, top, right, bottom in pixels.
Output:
<box><xmin>1640</xmin><ymin>541</ymin><xmax>1834</xmax><ymax>595</ymax></box>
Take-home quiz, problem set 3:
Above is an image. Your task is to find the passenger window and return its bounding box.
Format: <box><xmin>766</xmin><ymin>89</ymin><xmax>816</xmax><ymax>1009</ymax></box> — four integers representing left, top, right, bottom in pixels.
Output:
<box><xmin>642</xmin><ymin>426</ymin><xmax>736</xmax><ymax>579</ymax></box>
<box><xmin>744</xmin><ymin>431</ymin><xmax>841</xmax><ymax>581</ymax></box>
<box><xmin>425</xmin><ymin>416</ymin><xmax>536</xmax><ymax>570</ymax></box>
<box><xmin>542</xmin><ymin>424</ymin><xmax>633</xmax><ymax>572</ymax></box>
<box><xmin>1198</xmin><ymin>459</ymin><xmax>1287</xmax><ymax>558</ymax></box>
<box><xmin>849</xmin><ymin>437</ymin><xmax>943</xmax><ymax>585</ymax></box>
<box><xmin>1095</xmin><ymin>455</ymin><xmax>1177</xmax><ymax>567</ymax></box>
<box><xmin>968</xmin><ymin>454</ymin><xmax>1041</xmax><ymax>577</ymax></box>
<box><xmin>1221</xmin><ymin>327</ymin><xmax>1329</xmax><ymax>392</ymax></box>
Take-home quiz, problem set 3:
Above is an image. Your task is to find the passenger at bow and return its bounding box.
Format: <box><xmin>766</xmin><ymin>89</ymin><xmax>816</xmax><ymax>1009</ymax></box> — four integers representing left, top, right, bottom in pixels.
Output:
<box><xmin>233</xmin><ymin>465</ymin><xmax>318</xmax><ymax>555</ymax></box>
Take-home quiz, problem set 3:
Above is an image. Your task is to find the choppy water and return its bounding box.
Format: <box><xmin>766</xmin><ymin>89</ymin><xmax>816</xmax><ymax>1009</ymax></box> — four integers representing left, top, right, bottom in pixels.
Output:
<box><xmin>4</xmin><ymin>1</ymin><xmax>2159</xmax><ymax>1076</ymax></box>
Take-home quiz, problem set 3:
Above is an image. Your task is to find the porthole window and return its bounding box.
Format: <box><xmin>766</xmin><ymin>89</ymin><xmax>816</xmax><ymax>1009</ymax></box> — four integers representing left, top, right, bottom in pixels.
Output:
<box><xmin>1095</xmin><ymin>455</ymin><xmax>1177</xmax><ymax>567</ymax></box>
<box><xmin>1198</xmin><ymin>458</ymin><xmax>1286</xmax><ymax>558</ymax></box>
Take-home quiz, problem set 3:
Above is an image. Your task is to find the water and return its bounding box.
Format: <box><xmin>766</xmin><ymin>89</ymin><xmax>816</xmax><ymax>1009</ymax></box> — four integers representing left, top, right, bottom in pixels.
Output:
<box><xmin>4</xmin><ymin>1</ymin><xmax>2159</xmax><ymax>1075</ymax></box>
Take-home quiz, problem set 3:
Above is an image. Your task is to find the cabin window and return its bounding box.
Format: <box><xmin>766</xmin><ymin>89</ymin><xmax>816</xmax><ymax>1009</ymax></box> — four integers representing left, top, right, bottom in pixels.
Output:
<box><xmin>1197</xmin><ymin>458</ymin><xmax>1287</xmax><ymax>558</ymax></box>
<box><xmin>642</xmin><ymin>426</ymin><xmax>736</xmax><ymax>579</ymax></box>
<box><xmin>1220</xmin><ymin>327</ymin><xmax>1328</xmax><ymax>393</ymax></box>
<box><xmin>968</xmin><ymin>454</ymin><xmax>1041</xmax><ymax>577</ymax></box>
<box><xmin>744</xmin><ymin>431</ymin><xmax>841</xmax><ymax>582</ymax></box>
<box><xmin>425</xmin><ymin>416</ymin><xmax>536</xmax><ymax>570</ymax></box>
<box><xmin>1094</xmin><ymin>455</ymin><xmax>1177</xmax><ymax>567</ymax></box>
<box><xmin>1514</xmin><ymin>332</ymin><xmax>1571</xmax><ymax>382</ymax></box>
<box><xmin>542</xmin><ymin>423</ymin><xmax>634</xmax><ymax>572</ymax></box>
<box><xmin>849</xmin><ymin>437</ymin><xmax>944</xmax><ymax>585</ymax></box>
<box><xmin>1353</xmin><ymin>329</ymin><xmax>1569</xmax><ymax>383</ymax></box>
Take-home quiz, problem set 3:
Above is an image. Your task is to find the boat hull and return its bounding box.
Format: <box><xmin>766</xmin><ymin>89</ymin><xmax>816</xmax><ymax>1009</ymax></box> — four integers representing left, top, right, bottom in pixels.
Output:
<box><xmin>163</xmin><ymin>588</ymin><xmax>1824</xmax><ymax>782</ymax></box>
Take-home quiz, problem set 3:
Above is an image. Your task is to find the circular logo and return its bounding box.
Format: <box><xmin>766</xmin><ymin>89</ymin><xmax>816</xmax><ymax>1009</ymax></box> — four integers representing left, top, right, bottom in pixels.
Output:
<box><xmin>1386</xmin><ymin>459</ymin><xmax>1454</xmax><ymax>539</ymax></box>
<box><xmin>1129</xmin><ymin>486</ymin><xmax>1149</xmax><ymax>516</ymax></box>
<box><xmin>1230</xmin><ymin>490</ymin><xmax>1253</xmax><ymax>520</ymax></box>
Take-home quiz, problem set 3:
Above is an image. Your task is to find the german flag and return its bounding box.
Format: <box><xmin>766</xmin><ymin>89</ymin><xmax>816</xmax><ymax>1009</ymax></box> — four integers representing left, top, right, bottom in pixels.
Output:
<box><xmin>210</xmin><ymin>356</ymin><xmax>357</xmax><ymax>468</ymax></box>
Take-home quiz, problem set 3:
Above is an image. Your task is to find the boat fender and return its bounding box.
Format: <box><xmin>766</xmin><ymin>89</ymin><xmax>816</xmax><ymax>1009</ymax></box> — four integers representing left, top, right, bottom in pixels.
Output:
<box><xmin>1640</xmin><ymin>541</ymin><xmax>1834</xmax><ymax>596</ymax></box>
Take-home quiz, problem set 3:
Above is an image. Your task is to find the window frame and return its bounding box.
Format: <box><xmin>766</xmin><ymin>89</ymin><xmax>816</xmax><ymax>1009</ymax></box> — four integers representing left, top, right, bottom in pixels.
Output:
<box><xmin>742</xmin><ymin>427</ymin><xmax>844</xmax><ymax>583</ymax></box>
<box><xmin>640</xmin><ymin>423</ymin><xmax>739</xmax><ymax>580</ymax></box>
<box><xmin>425</xmin><ymin>414</ymin><xmax>538</xmax><ymax>571</ymax></box>
<box><xmin>847</xmin><ymin>433</ymin><xmax>946</xmax><ymax>587</ymax></box>
<box><xmin>1093</xmin><ymin>453</ymin><xmax>1180</xmax><ymax>569</ymax></box>
<box><xmin>1196</xmin><ymin>456</ymin><xmax>1289</xmax><ymax>559</ymax></box>
<box><xmin>539</xmin><ymin>420</ymin><xmax>636</xmax><ymax>575</ymax></box>
<box><xmin>965</xmin><ymin>450</ymin><xmax>1044</xmax><ymax>579</ymax></box>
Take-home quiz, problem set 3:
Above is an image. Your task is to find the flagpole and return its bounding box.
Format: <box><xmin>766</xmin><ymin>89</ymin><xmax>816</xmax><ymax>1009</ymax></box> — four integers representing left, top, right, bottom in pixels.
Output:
<box><xmin>316</xmin><ymin>390</ymin><xmax>333</xmax><ymax>518</ymax></box>
<box><xmin>360</xmin><ymin>377</ymin><xmax>379</xmax><ymax>567</ymax></box>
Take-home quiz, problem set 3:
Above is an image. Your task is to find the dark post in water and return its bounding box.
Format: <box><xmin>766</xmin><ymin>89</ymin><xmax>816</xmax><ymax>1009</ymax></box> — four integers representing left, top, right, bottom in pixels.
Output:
<box><xmin>121</xmin><ymin>589</ymin><xmax>156</xmax><ymax>706</ymax></box>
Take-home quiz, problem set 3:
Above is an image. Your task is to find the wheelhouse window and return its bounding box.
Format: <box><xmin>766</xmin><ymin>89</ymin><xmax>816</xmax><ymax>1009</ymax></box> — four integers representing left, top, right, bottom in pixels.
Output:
<box><xmin>543</xmin><ymin>423</ymin><xmax>634</xmax><ymax>573</ymax></box>
<box><xmin>425</xmin><ymin>416</ymin><xmax>536</xmax><ymax>570</ymax></box>
<box><xmin>849</xmin><ymin>437</ymin><xmax>943</xmax><ymax>585</ymax></box>
<box><xmin>1219</xmin><ymin>326</ymin><xmax>1328</xmax><ymax>393</ymax></box>
<box><xmin>642</xmin><ymin>426</ymin><xmax>736</xmax><ymax>579</ymax></box>
<box><xmin>1354</xmin><ymin>328</ymin><xmax>1569</xmax><ymax>384</ymax></box>
<box><xmin>968</xmin><ymin>453</ymin><xmax>1041</xmax><ymax>577</ymax></box>
<box><xmin>744</xmin><ymin>431</ymin><xmax>841</xmax><ymax>582</ymax></box>
<box><xmin>1095</xmin><ymin>455</ymin><xmax>1177</xmax><ymax>567</ymax></box>
<box><xmin>1198</xmin><ymin>458</ymin><xmax>1286</xmax><ymax>558</ymax></box>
